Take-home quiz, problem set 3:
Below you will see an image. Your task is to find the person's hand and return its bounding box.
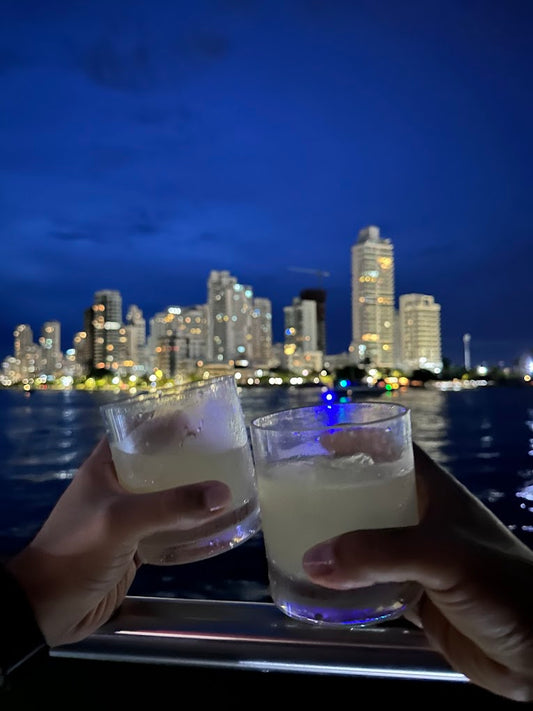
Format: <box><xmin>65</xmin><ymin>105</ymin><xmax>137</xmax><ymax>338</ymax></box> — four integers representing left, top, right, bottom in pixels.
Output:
<box><xmin>6</xmin><ymin>437</ymin><xmax>231</xmax><ymax>648</ymax></box>
<box><xmin>302</xmin><ymin>441</ymin><xmax>533</xmax><ymax>702</ymax></box>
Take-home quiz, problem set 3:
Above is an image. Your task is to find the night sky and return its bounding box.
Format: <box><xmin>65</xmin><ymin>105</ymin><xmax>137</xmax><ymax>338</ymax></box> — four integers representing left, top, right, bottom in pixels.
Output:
<box><xmin>1</xmin><ymin>0</ymin><xmax>531</xmax><ymax>366</ymax></box>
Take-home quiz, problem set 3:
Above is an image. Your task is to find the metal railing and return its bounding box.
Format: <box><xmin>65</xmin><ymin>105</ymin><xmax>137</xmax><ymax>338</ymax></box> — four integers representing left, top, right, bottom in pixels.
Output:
<box><xmin>51</xmin><ymin>596</ymin><xmax>467</xmax><ymax>683</ymax></box>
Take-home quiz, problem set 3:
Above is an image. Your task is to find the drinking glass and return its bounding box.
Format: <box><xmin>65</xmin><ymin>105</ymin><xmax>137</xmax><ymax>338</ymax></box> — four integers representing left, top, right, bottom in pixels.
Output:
<box><xmin>250</xmin><ymin>401</ymin><xmax>421</xmax><ymax>628</ymax></box>
<box><xmin>100</xmin><ymin>375</ymin><xmax>260</xmax><ymax>565</ymax></box>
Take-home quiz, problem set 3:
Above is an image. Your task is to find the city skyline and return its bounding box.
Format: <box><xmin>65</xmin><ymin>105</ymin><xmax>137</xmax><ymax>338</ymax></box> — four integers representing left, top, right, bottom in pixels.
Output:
<box><xmin>0</xmin><ymin>227</ymin><xmax>526</xmax><ymax>368</ymax></box>
<box><xmin>0</xmin><ymin>263</ymin><xmax>454</xmax><ymax>372</ymax></box>
<box><xmin>0</xmin><ymin>1</ymin><xmax>531</xmax><ymax>366</ymax></box>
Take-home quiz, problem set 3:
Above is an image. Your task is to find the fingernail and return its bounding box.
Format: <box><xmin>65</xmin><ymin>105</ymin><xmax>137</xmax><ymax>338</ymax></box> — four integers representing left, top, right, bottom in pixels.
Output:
<box><xmin>203</xmin><ymin>482</ymin><xmax>230</xmax><ymax>512</ymax></box>
<box><xmin>302</xmin><ymin>542</ymin><xmax>336</xmax><ymax>576</ymax></box>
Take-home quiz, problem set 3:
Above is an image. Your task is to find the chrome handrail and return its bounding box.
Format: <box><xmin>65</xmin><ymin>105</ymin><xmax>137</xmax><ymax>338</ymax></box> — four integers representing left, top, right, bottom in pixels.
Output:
<box><xmin>51</xmin><ymin>596</ymin><xmax>467</xmax><ymax>683</ymax></box>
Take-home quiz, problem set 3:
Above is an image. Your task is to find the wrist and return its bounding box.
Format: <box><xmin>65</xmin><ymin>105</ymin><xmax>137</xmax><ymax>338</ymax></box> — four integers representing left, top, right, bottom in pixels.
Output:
<box><xmin>0</xmin><ymin>561</ymin><xmax>49</xmax><ymax>688</ymax></box>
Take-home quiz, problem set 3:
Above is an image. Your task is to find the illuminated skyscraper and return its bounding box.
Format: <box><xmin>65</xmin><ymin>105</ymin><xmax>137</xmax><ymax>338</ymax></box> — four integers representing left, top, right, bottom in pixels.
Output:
<box><xmin>13</xmin><ymin>324</ymin><xmax>34</xmax><ymax>360</ymax></box>
<box><xmin>207</xmin><ymin>270</ymin><xmax>254</xmax><ymax>364</ymax></box>
<box><xmin>179</xmin><ymin>305</ymin><xmax>208</xmax><ymax>362</ymax></box>
<box><xmin>91</xmin><ymin>289</ymin><xmax>123</xmax><ymax>370</ymax></box>
<box><xmin>283</xmin><ymin>297</ymin><xmax>318</xmax><ymax>355</ymax></box>
<box><xmin>207</xmin><ymin>270</ymin><xmax>236</xmax><ymax>362</ymax></box>
<box><xmin>250</xmin><ymin>297</ymin><xmax>273</xmax><ymax>366</ymax></box>
<box><xmin>12</xmin><ymin>324</ymin><xmax>39</xmax><ymax>380</ymax></box>
<box><xmin>39</xmin><ymin>320</ymin><xmax>62</xmax><ymax>374</ymax></box>
<box><xmin>300</xmin><ymin>288</ymin><xmax>327</xmax><ymax>354</ymax></box>
<box><xmin>399</xmin><ymin>294</ymin><xmax>442</xmax><ymax>374</ymax></box>
<box><xmin>350</xmin><ymin>225</ymin><xmax>395</xmax><ymax>368</ymax></box>
<box><xmin>148</xmin><ymin>304</ymin><xmax>208</xmax><ymax>373</ymax></box>
<box><xmin>125</xmin><ymin>304</ymin><xmax>146</xmax><ymax>366</ymax></box>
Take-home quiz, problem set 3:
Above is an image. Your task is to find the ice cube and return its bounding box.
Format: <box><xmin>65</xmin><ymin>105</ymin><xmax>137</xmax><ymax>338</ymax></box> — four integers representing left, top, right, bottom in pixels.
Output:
<box><xmin>121</xmin><ymin>410</ymin><xmax>195</xmax><ymax>455</ymax></box>
<box><xmin>330</xmin><ymin>452</ymin><xmax>375</xmax><ymax>468</ymax></box>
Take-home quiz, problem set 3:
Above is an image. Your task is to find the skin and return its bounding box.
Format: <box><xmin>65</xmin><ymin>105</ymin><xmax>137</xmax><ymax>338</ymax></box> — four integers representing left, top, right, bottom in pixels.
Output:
<box><xmin>7</xmin><ymin>437</ymin><xmax>231</xmax><ymax>648</ymax></box>
<box><xmin>302</xmin><ymin>441</ymin><xmax>533</xmax><ymax>702</ymax></box>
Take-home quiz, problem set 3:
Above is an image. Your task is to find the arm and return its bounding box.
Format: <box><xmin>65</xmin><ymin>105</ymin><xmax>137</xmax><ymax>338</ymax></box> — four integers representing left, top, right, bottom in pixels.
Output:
<box><xmin>303</xmin><ymin>442</ymin><xmax>533</xmax><ymax>702</ymax></box>
<box><xmin>1</xmin><ymin>437</ymin><xmax>231</xmax><ymax>684</ymax></box>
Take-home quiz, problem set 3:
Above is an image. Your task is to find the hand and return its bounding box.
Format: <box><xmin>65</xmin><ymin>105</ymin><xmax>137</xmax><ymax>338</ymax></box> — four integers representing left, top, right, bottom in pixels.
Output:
<box><xmin>302</xmin><ymin>441</ymin><xmax>533</xmax><ymax>702</ymax></box>
<box><xmin>7</xmin><ymin>437</ymin><xmax>231</xmax><ymax>648</ymax></box>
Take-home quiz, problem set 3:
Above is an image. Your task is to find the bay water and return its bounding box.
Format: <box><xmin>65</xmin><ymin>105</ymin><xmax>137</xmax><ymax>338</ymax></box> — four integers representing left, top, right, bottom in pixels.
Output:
<box><xmin>0</xmin><ymin>384</ymin><xmax>531</xmax><ymax>603</ymax></box>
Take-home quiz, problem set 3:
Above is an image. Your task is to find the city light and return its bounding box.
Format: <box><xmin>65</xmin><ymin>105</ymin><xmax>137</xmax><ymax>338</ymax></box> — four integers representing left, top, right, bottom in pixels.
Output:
<box><xmin>2</xmin><ymin>250</ymin><xmax>529</xmax><ymax>391</ymax></box>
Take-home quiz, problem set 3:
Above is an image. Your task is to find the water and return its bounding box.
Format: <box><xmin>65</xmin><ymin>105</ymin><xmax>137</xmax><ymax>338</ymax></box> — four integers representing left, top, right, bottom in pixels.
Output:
<box><xmin>0</xmin><ymin>384</ymin><xmax>532</xmax><ymax>603</ymax></box>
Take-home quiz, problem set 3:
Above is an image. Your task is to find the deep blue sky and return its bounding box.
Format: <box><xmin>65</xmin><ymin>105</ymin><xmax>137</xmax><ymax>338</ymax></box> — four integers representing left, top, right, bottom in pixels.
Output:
<box><xmin>1</xmin><ymin>0</ymin><xmax>531</xmax><ymax>366</ymax></box>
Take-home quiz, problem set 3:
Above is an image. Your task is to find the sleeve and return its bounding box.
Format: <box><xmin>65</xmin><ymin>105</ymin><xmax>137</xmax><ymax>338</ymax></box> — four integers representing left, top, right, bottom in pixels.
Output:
<box><xmin>0</xmin><ymin>563</ymin><xmax>49</xmax><ymax>689</ymax></box>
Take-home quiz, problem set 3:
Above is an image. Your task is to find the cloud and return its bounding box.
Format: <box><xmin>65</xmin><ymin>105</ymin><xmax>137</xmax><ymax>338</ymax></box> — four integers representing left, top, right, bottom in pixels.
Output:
<box><xmin>130</xmin><ymin>209</ymin><xmax>162</xmax><ymax>236</ymax></box>
<box><xmin>80</xmin><ymin>37</ymin><xmax>156</xmax><ymax>92</ymax></box>
<box><xmin>187</xmin><ymin>32</ymin><xmax>230</xmax><ymax>59</ymax></box>
<box><xmin>78</xmin><ymin>22</ymin><xmax>231</xmax><ymax>94</ymax></box>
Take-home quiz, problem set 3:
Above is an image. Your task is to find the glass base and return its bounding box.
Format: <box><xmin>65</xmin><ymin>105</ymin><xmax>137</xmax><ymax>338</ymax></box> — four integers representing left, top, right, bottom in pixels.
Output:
<box><xmin>138</xmin><ymin>502</ymin><xmax>260</xmax><ymax>566</ymax></box>
<box><xmin>269</xmin><ymin>565</ymin><xmax>422</xmax><ymax>628</ymax></box>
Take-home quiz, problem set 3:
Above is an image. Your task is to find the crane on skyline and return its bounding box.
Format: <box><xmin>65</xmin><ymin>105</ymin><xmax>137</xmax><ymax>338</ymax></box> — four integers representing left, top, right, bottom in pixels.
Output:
<box><xmin>287</xmin><ymin>266</ymin><xmax>331</xmax><ymax>288</ymax></box>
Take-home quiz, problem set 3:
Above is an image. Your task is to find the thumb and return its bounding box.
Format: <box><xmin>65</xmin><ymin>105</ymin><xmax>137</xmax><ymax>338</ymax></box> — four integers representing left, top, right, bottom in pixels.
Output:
<box><xmin>111</xmin><ymin>480</ymin><xmax>232</xmax><ymax>542</ymax></box>
<box><xmin>302</xmin><ymin>527</ymin><xmax>462</xmax><ymax>593</ymax></box>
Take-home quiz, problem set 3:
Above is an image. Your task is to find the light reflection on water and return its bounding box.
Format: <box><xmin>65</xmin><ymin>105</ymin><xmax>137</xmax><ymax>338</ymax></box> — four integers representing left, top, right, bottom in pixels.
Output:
<box><xmin>0</xmin><ymin>385</ymin><xmax>532</xmax><ymax>600</ymax></box>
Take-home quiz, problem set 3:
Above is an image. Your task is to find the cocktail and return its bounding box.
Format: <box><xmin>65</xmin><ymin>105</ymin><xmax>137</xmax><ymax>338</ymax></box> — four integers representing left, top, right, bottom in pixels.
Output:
<box><xmin>101</xmin><ymin>375</ymin><xmax>260</xmax><ymax>565</ymax></box>
<box><xmin>250</xmin><ymin>401</ymin><xmax>421</xmax><ymax>627</ymax></box>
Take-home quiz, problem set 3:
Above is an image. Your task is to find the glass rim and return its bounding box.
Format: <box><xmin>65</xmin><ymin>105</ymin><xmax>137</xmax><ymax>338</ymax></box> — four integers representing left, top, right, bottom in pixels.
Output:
<box><xmin>250</xmin><ymin>401</ymin><xmax>410</xmax><ymax>432</ymax></box>
<box><xmin>99</xmin><ymin>374</ymin><xmax>237</xmax><ymax>414</ymax></box>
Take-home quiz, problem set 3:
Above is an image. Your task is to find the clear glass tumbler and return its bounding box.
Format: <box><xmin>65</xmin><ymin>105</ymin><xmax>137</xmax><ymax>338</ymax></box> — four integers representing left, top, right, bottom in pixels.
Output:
<box><xmin>100</xmin><ymin>375</ymin><xmax>260</xmax><ymax>565</ymax></box>
<box><xmin>250</xmin><ymin>401</ymin><xmax>421</xmax><ymax>627</ymax></box>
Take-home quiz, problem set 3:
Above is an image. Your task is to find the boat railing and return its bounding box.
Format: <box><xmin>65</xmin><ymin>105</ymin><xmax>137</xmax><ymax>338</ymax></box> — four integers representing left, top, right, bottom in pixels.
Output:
<box><xmin>51</xmin><ymin>595</ymin><xmax>465</xmax><ymax>682</ymax></box>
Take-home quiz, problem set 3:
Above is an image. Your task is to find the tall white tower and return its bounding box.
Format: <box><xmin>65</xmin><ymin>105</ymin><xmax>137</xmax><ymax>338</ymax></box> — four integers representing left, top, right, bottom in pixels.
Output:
<box><xmin>351</xmin><ymin>225</ymin><xmax>395</xmax><ymax>368</ymax></box>
<box><xmin>463</xmin><ymin>333</ymin><xmax>471</xmax><ymax>371</ymax></box>
<box><xmin>207</xmin><ymin>270</ymin><xmax>254</xmax><ymax>364</ymax></box>
<box><xmin>251</xmin><ymin>297</ymin><xmax>273</xmax><ymax>366</ymax></box>
<box><xmin>399</xmin><ymin>294</ymin><xmax>442</xmax><ymax>374</ymax></box>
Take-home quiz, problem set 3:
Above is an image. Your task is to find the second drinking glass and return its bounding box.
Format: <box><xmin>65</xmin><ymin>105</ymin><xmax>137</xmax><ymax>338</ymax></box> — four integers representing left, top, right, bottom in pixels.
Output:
<box><xmin>250</xmin><ymin>401</ymin><xmax>421</xmax><ymax>628</ymax></box>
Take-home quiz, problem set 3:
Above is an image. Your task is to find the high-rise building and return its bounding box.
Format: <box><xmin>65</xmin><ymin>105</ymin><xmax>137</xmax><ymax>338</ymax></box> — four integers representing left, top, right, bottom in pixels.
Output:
<box><xmin>300</xmin><ymin>288</ymin><xmax>327</xmax><ymax>354</ymax></box>
<box><xmin>399</xmin><ymin>293</ymin><xmax>442</xmax><ymax>374</ymax></box>
<box><xmin>351</xmin><ymin>225</ymin><xmax>395</xmax><ymax>368</ymax></box>
<box><xmin>149</xmin><ymin>307</ymin><xmax>186</xmax><ymax>376</ymax></box>
<box><xmin>284</xmin><ymin>297</ymin><xmax>318</xmax><ymax>355</ymax></box>
<box><xmin>283</xmin><ymin>296</ymin><xmax>324</xmax><ymax>373</ymax></box>
<box><xmin>13</xmin><ymin>324</ymin><xmax>34</xmax><ymax>360</ymax></box>
<box><xmin>71</xmin><ymin>330</ymin><xmax>90</xmax><ymax>376</ymax></box>
<box><xmin>251</xmin><ymin>297</ymin><xmax>273</xmax><ymax>367</ymax></box>
<box><xmin>207</xmin><ymin>270</ymin><xmax>254</xmax><ymax>364</ymax></box>
<box><xmin>179</xmin><ymin>305</ymin><xmax>208</xmax><ymax>362</ymax></box>
<box><xmin>12</xmin><ymin>324</ymin><xmax>38</xmax><ymax>381</ymax></box>
<box><xmin>125</xmin><ymin>304</ymin><xmax>146</xmax><ymax>367</ymax></box>
<box><xmin>91</xmin><ymin>290</ymin><xmax>123</xmax><ymax>370</ymax></box>
<box><xmin>39</xmin><ymin>320</ymin><xmax>62</xmax><ymax>374</ymax></box>
<box><xmin>207</xmin><ymin>270</ymin><xmax>236</xmax><ymax>362</ymax></box>
<box><xmin>154</xmin><ymin>332</ymin><xmax>187</xmax><ymax>378</ymax></box>
<box><xmin>148</xmin><ymin>305</ymin><xmax>209</xmax><ymax>375</ymax></box>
